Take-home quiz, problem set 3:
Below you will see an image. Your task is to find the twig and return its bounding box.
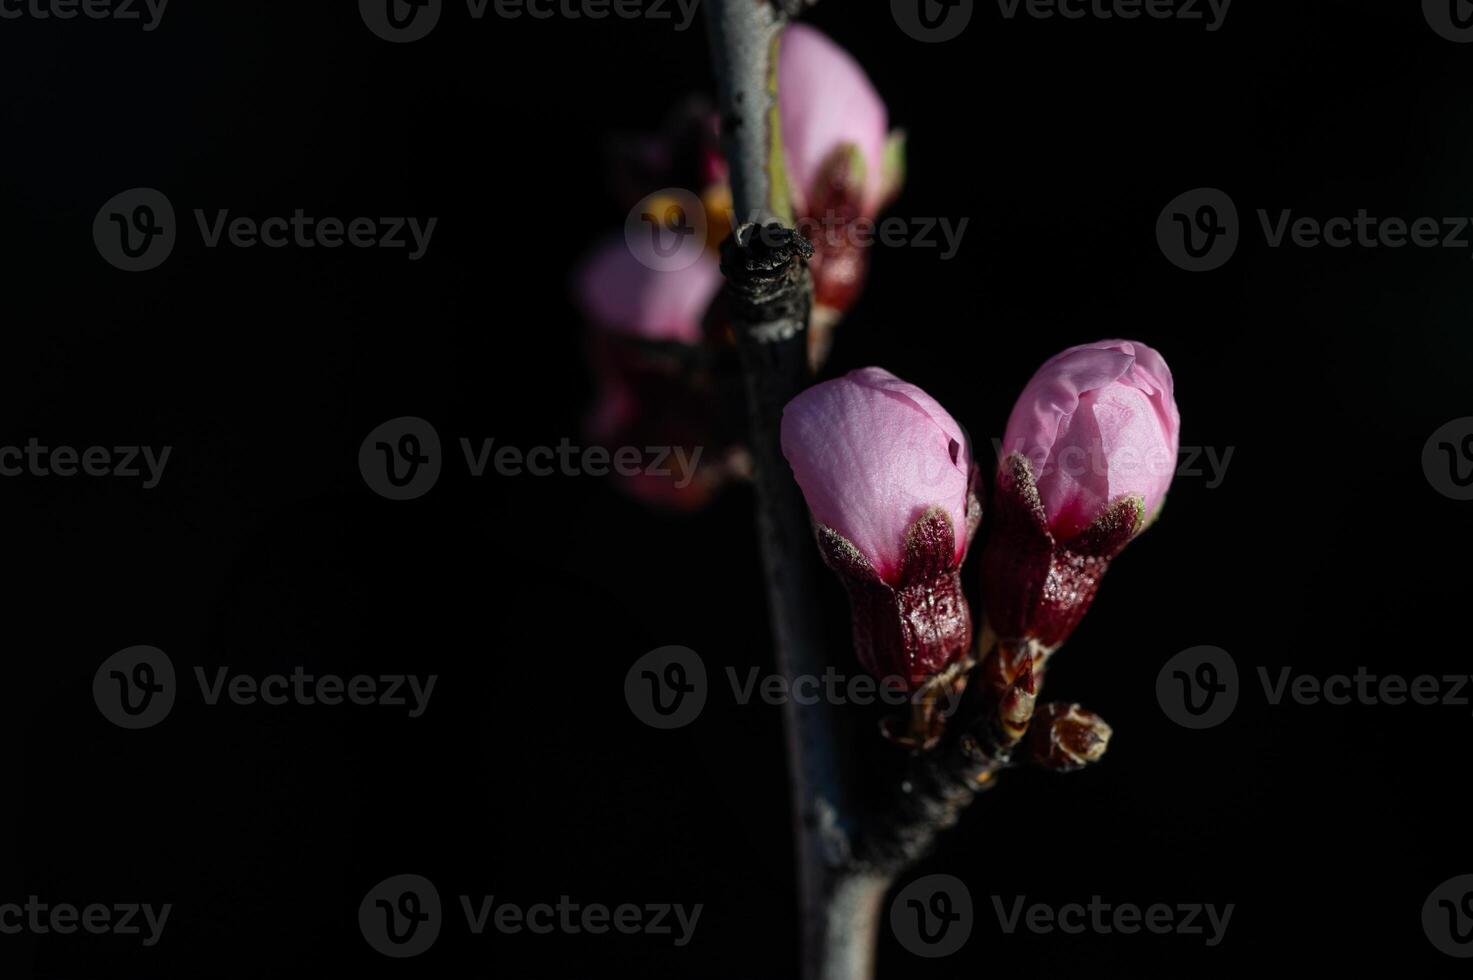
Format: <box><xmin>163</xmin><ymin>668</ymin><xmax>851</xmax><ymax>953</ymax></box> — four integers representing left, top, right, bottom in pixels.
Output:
<box><xmin>704</xmin><ymin>0</ymin><xmax>790</xmax><ymax>226</ymax></box>
<box><xmin>703</xmin><ymin>3</ymin><xmax>893</xmax><ymax>977</ymax></box>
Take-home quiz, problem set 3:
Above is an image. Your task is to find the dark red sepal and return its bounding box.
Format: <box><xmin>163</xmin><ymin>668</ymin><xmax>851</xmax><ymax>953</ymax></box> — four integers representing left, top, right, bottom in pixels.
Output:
<box><xmin>980</xmin><ymin>452</ymin><xmax>1144</xmax><ymax>652</ymax></box>
<box><xmin>800</xmin><ymin>144</ymin><xmax>872</xmax><ymax>316</ymax></box>
<box><xmin>815</xmin><ymin>487</ymin><xmax>981</xmax><ymax>690</ymax></box>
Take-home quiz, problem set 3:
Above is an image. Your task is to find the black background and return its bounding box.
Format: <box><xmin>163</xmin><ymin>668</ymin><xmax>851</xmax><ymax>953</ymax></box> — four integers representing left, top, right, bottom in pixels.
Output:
<box><xmin>3</xmin><ymin>1</ymin><xmax>1471</xmax><ymax>976</ymax></box>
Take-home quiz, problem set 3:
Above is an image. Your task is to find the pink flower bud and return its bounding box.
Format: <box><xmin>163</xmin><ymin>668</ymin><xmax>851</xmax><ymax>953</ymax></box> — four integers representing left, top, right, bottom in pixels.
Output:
<box><xmin>781</xmin><ymin>368</ymin><xmax>980</xmax><ymax>687</ymax></box>
<box><xmin>778</xmin><ymin>24</ymin><xmax>895</xmax><ymax>218</ymax></box>
<box><xmin>1001</xmin><ymin>339</ymin><xmax>1180</xmax><ymax>540</ymax></box>
<box><xmin>983</xmin><ymin>340</ymin><xmax>1180</xmax><ymax>651</ymax></box>
<box><xmin>777</xmin><ymin>24</ymin><xmax>904</xmax><ymax>335</ymax></box>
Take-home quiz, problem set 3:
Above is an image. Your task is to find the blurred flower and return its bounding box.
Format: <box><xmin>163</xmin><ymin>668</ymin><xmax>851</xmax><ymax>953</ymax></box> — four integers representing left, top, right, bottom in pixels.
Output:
<box><xmin>575</xmin><ymin>238</ymin><xmax>741</xmax><ymax>510</ymax></box>
<box><xmin>781</xmin><ymin>368</ymin><xmax>979</xmax><ymax>688</ymax></box>
<box><xmin>573</xmin><ymin>29</ymin><xmax>909</xmax><ymax>507</ymax></box>
<box><xmin>577</xmin><ymin>236</ymin><xmax>721</xmax><ymax>345</ymax></box>
<box><xmin>982</xmin><ymin>339</ymin><xmax>1180</xmax><ymax>652</ymax></box>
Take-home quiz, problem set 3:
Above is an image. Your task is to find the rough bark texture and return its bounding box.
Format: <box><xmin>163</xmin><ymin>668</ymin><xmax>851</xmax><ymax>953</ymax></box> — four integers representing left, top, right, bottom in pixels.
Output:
<box><xmin>718</xmin><ymin>218</ymin><xmax>878</xmax><ymax>980</ymax></box>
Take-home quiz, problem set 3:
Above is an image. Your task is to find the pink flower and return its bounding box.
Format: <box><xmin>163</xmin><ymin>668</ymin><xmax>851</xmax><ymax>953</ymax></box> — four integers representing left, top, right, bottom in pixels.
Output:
<box><xmin>782</xmin><ymin>368</ymin><xmax>979</xmax><ymax>689</ymax></box>
<box><xmin>777</xmin><ymin>25</ymin><xmax>904</xmax><ymax>332</ymax></box>
<box><xmin>575</xmin><ymin>237</ymin><xmax>722</xmax><ymax>344</ymax></box>
<box><xmin>983</xmin><ymin>340</ymin><xmax>1180</xmax><ymax>654</ymax></box>
<box><xmin>778</xmin><ymin>24</ymin><xmax>896</xmax><ymax>218</ymax></box>
<box><xmin>1001</xmin><ymin>339</ymin><xmax>1180</xmax><ymax>541</ymax></box>
<box><xmin>782</xmin><ymin>368</ymin><xmax>972</xmax><ymax>582</ymax></box>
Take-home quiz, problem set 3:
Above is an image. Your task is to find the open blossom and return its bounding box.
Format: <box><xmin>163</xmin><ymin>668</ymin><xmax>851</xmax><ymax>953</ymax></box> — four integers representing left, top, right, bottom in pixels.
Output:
<box><xmin>782</xmin><ymin>368</ymin><xmax>978</xmax><ymax>688</ymax></box>
<box><xmin>983</xmin><ymin>339</ymin><xmax>1181</xmax><ymax>652</ymax></box>
<box><xmin>778</xmin><ymin>24</ymin><xmax>904</xmax><ymax>340</ymax></box>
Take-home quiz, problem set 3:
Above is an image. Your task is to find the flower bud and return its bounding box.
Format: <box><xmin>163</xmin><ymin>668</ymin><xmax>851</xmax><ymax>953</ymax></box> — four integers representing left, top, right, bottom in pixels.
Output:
<box><xmin>781</xmin><ymin>368</ymin><xmax>980</xmax><ymax>688</ymax></box>
<box><xmin>777</xmin><ymin>24</ymin><xmax>905</xmax><ymax>344</ymax></box>
<box><xmin>982</xmin><ymin>340</ymin><xmax>1180</xmax><ymax>650</ymax></box>
<box><xmin>1027</xmin><ymin>702</ymin><xmax>1113</xmax><ymax>772</ymax></box>
<box><xmin>1002</xmin><ymin>339</ymin><xmax>1180</xmax><ymax>538</ymax></box>
<box><xmin>778</xmin><ymin>24</ymin><xmax>899</xmax><ymax>223</ymax></box>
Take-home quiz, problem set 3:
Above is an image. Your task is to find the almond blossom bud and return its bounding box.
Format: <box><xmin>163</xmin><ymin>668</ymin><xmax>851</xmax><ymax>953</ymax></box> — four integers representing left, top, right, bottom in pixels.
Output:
<box><xmin>777</xmin><ymin>24</ymin><xmax>905</xmax><ymax>350</ymax></box>
<box><xmin>781</xmin><ymin>368</ymin><xmax>980</xmax><ymax>688</ymax></box>
<box><xmin>982</xmin><ymin>339</ymin><xmax>1180</xmax><ymax>651</ymax></box>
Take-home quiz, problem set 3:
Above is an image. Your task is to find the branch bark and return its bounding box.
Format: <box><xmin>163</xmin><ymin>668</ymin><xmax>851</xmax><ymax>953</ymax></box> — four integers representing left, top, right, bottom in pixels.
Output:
<box><xmin>721</xmin><ymin>220</ymin><xmax>886</xmax><ymax>979</ymax></box>
<box><xmin>703</xmin><ymin>3</ymin><xmax>891</xmax><ymax>978</ymax></box>
<box><xmin>704</xmin><ymin>0</ymin><xmax>789</xmax><ymax>226</ymax></box>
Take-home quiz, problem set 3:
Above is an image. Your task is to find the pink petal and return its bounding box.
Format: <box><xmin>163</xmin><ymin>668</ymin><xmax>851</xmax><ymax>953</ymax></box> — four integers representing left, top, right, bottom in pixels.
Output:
<box><xmin>1003</xmin><ymin>339</ymin><xmax>1181</xmax><ymax>537</ymax></box>
<box><xmin>778</xmin><ymin>24</ymin><xmax>890</xmax><ymax>216</ymax></box>
<box><xmin>781</xmin><ymin>367</ymin><xmax>971</xmax><ymax>583</ymax></box>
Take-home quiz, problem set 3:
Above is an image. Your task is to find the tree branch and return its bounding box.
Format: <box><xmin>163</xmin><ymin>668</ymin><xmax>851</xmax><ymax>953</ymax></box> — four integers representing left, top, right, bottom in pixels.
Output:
<box><xmin>704</xmin><ymin>0</ymin><xmax>789</xmax><ymax>225</ymax></box>
<box><xmin>703</xmin><ymin>3</ymin><xmax>890</xmax><ymax>978</ymax></box>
